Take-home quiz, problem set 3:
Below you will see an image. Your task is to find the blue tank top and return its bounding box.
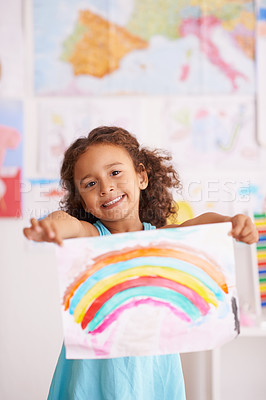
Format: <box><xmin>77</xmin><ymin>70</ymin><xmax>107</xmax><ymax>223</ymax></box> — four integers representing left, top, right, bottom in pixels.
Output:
<box><xmin>47</xmin><ymin>221</ymin><xmax>186</xmax><ymax>400</ymax></box>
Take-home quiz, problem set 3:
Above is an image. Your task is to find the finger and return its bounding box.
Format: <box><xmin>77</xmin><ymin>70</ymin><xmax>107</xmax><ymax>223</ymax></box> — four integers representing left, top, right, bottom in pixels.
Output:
<box><xmin>236</xmin><ymin>222</ymin><xmax>253</xmax><ymax>238</ymax></box>
<box><xmin>231</xmin><ymin>216</ymin><xmax>246</xmax><ymax>237</ymax></box>
<box><xmin>239</xmin><ymin>229</ymin><xmax>259</xmax><ymax>244</ymax></box>
<box><xmin>39</xmin><ymin>219</ymin><xmax>55</xmax><ymax>240</ymax></box>
<box><xmin>30</xmin><ymin>218</ymin><xmax>42</xmax><ymax>233</ymax></box>
<box><xmin>23</xmin><ymin>227</ymin><xmax>32</xmax><ymax>240</ymax></box>
<box><xmin>23</xmin><ymin>226</ymin><xmax>43</xmax><ymax>242</ymax></box>
<box><xmin>231</xmin><ymin>227</ymin><xmax>244</xmax><ymax>239</ymax></box>
<box><xmin>235</xmin><ymin>218</ymin><xmax>258</xmax><ymax>242</ymax></box>
<box><xmin>51</xmin><ymin>223</ymin><xmax>63</xmax><ymax>246</ymax></box>
<box><xmin>238</xmin><ymin>232</ymin><xmax>257</xmax><ymax>244</ymax></box>
<box><xmin>57</xmin><ymin>238</ymin><xmax>64</xmax><ymax>247</ymax></box>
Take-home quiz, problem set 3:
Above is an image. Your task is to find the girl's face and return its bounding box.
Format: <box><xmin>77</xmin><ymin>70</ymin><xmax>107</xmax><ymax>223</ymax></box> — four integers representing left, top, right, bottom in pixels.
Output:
<box><xmin>74</xmin><ymin>143</ymin><xmax>148</xmax><ymax>229</ymax></box>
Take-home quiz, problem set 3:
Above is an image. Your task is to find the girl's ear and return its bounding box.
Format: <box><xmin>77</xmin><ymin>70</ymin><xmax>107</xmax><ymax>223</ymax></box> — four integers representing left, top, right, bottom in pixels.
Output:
<box><xmin>138</xmin><ymin>163</ymin><xmax>148</xmax><ymax>190</ymax></box>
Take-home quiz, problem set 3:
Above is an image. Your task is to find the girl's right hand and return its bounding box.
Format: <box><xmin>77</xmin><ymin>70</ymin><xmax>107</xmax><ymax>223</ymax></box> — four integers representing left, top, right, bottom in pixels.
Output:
<box><xmin>23</xmin><ymin>218</ymin><xmax>63</xmax><ymax>246</ymax></box>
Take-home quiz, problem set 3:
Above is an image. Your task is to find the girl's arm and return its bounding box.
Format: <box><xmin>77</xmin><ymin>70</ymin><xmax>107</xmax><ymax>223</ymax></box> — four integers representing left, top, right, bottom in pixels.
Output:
<box><xmin>23</xmin><ymin>210</ymin><xmax>98</xmax><ymax>245</ymax></box>
<box><xmin>164</xmin><ymin>212</ymin><xmax>258</xmax><ymax>245</ymax></box>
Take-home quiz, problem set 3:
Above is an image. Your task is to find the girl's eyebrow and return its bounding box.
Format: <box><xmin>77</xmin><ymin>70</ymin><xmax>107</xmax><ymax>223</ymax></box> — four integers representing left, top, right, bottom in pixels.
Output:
<box><xmin>79</xmin><ymin>162</ymin><xmax>123</xmax><ymax>184</ymax></box>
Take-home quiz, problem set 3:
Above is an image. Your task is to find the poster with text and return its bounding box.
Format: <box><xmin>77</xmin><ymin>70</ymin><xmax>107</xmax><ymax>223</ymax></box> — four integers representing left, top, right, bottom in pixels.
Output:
<box><xmin>23</xmin><ymin>179</ymin><xmax>63</xmax><ymax>220</ymax></box>
<box><xmin>0</xmin><ymin>100</ymin><xmax>23</xmax><ymax>217</ymax></box>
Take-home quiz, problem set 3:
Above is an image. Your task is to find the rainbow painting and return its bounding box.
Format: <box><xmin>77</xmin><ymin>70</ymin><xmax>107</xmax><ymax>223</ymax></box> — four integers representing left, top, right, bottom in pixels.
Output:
<box><xmin>56</xmin><ymin>222</ymin><xmax>239</xmax><ymax>359</ymax></box>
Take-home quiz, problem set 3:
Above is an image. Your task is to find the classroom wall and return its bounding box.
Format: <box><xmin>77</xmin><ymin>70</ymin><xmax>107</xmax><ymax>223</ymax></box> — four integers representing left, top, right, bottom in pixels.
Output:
<box><xmin>0</xmin><ymin>220</ymin><xmax>62</xmax><ymax>399</ymax></box>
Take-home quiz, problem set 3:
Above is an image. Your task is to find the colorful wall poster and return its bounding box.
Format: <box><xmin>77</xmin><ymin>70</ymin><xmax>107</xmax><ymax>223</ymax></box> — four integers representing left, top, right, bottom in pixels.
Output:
<box><xmin>56</xmin><ymin>223</ymin><xmax>239</xmax><ymax>359</ymax></box>
<box><xmin>33</xmin><ymin>0</ymin><xmax>255</xmax><ymax>95</ymax></box>
<box><xmin>38</xmin><ymin>97</ymin><xmax>146</xmax><ymax>175</ymax></box>
<box><xmin>0</xmin><ymin>100</ymin><xmax>23</xmax><ymax>217</ymax></box>
<box><xmin>22</xmin><ymin>179</ymin><xmax>63</xmax><ymax>220</ymax></box>
<box><xmin>0</xmin><ymin>0</ymin><xmax>24</xmax><ymax>97</ymax></box>
<box><xmin>162</xmin><ymin>96</ymin><xmax>260</xmax><ymax>170</ymax></box>
<box><xmin>257</xmin><ymin>0</ymin><xmax>266</xmax><ymax>146</ymax></box>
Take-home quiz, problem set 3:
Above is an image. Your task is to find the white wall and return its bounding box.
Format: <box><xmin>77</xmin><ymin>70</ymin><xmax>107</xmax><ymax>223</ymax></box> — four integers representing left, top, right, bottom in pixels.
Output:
<box><xmin>0</xmin><ymin>219</ymin><xmax>62</xmax><ymax>399</ymax></box>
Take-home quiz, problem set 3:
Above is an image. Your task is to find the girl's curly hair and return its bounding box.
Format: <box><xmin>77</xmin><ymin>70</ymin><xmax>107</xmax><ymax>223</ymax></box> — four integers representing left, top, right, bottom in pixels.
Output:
<box><xmin>60</xmin><ymin>126</ymin><xmax>181</xmax><ymax>228</ymax></box>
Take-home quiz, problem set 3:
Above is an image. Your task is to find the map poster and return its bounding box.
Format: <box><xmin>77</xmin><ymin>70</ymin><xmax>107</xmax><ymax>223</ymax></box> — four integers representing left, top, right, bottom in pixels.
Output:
<box><xmin>0</xmin><ymin>100</ymin><xmax>23</xmax><ymax>217</ymax></box>
<box><xmin>33</xmin><ymin>0</ymin><xmax>255</xmax><ymax>95</ymax></box>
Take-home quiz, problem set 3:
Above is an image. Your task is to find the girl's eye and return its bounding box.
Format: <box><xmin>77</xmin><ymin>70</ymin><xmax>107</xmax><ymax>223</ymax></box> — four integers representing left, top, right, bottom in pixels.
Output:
<box><xmin>111</xmin><ymin>170</ymin><xmax>120</xmax><ymax>176</ymax></box>
<box><xmin>85</xmin><ymin>181</ymin><xmax>96</xmax><ymax>188</ymax></box>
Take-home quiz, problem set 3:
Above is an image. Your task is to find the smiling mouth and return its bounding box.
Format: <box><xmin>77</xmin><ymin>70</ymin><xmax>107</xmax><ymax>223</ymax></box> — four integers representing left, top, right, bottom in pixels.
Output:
<box><xmin>101</xmin><ymin>195</ymin><xmax>125</xmax><ymax>208</ymax></box>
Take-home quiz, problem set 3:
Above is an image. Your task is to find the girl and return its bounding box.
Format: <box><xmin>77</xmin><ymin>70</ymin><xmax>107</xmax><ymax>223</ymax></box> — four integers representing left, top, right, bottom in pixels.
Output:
<box><xmin>24</xmin><ymin>126</ymin><xmax>258</xmax><ymax>400</ymax></box>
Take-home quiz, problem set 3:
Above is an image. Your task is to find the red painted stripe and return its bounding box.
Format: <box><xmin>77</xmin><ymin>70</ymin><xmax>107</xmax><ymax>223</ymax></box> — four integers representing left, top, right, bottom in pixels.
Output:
<box><xmin>80</xmin><ymin>276</ymin><xmax>210</xmax><ymax>330</ymax></box>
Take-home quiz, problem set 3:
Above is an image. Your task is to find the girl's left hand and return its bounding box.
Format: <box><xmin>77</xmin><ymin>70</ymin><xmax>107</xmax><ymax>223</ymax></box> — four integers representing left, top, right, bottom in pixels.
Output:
<box><xmin>229</xmin><ymin>214</ymin><xmax>259</xmax><ymax>244</ymax></box>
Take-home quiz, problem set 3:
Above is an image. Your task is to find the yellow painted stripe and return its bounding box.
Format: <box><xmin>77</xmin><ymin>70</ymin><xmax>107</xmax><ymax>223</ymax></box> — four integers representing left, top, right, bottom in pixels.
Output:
<box><xmin>73</xmin><ymin>266</ymin><xmax>218</xmax><ymax>323</ymax></box>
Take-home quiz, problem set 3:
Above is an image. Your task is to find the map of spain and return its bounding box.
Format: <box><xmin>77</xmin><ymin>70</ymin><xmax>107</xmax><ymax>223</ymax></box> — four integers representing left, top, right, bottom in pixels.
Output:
<box><xmin>61</xmin><ymin>10</ymin><xmax>148</xmax><ymax>78</ymax></box>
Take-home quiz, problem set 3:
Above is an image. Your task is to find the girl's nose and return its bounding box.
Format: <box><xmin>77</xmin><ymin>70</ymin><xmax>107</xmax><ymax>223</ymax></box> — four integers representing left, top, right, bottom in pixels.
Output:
<box><xmin>100</xmin><ymin>179</ymin><xmax>114</xmax><ymax>196</ymax></box>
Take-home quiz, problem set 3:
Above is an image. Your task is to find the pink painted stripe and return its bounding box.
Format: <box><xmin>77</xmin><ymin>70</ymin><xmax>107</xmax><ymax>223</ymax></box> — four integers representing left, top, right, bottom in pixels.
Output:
<box><xmin>88</xmin><ymin>298</ymin><xmax>191</xmax><ymax>335</ymax></box>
